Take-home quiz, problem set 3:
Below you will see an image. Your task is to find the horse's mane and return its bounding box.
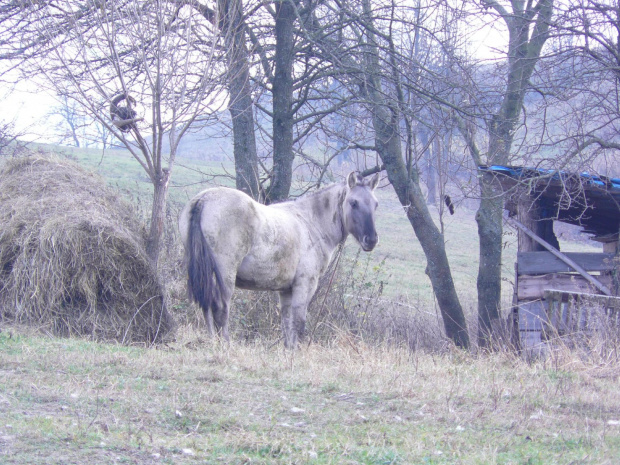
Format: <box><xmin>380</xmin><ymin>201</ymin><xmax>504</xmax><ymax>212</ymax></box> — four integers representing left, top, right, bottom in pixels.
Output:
<box><xmin>288</xmin><ymin>180</ymin><xmax>345</xmax><ymax>203</ymax></box>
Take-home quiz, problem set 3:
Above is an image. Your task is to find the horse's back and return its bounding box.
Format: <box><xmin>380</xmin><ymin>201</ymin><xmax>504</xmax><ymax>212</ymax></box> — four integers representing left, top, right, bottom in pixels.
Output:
<box><xmin>180</xmin><ymin>187</ymin><xmax>258</xmax><ymax>247</ymax></box>
<box><xmin>180</xmin><ymin>187</ymin><xmax>302</xmax><ymax>290</ymax></box>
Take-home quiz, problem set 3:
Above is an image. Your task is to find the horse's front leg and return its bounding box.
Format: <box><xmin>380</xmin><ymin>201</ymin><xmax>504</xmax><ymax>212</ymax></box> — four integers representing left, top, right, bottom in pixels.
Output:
<box><xmin>279</xmin><ymin>290</ymin><xmax>294</xmax><ymax>348</ymax></box>
<box><xmin>280</xmin><ymin>278</ymin><xmax>318</xmax><ymax>349</ymax></box>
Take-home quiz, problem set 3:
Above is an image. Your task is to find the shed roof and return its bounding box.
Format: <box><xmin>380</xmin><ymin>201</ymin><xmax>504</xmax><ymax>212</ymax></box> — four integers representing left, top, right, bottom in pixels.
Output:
<box><xmin>479</xmin><ymin>165</ymin><xmax>620</xmax><ymax>239</ymax></box>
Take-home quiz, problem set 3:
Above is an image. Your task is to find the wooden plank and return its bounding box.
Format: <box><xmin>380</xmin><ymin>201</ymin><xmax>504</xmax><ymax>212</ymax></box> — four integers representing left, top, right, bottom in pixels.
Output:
<box><xmin>542</xmin><ymin>289</ymin><xmax>620</xmax><ymax>308</ymax></box>
<box><xmin>520</xmin><ymin>331</ymin><xmax>545</xmax><ymax>350</ymax></box>
<box><xmin>517</xmin><ymin>195</ymin><xmax>542</xmax><ymax>252</ymax></box>
<box><xmin>603</xmin><ymin>241</ymin><xmax>618</xmax><ymax>254</ymax></box>
<box><xmin>544</xmin><ymin>291</ymin><xmax>565</xmax><ymax>334</ymax></box>
<box><xmin>518</xmin><ymin>301</ymin><xmax>547</xmax><ymax>331</ymax></box>
<box><xmin>543</xmin><ymin>289</ymin><xmax>620</xmax><ymax>333</ymax></box>
<box><xmin>517</xmin><ymin>252</ymin><xmax>615</xmax><ymax>275</ymax></box>
<box><xmin>517</xmin><ymin>274</ymin><xmax>613</xmax><ymax>300</ymax></box>
<box><xmin>507</xmin><ymin>217</ymin><xmax>612</xmax><ymax>296</ymax></box>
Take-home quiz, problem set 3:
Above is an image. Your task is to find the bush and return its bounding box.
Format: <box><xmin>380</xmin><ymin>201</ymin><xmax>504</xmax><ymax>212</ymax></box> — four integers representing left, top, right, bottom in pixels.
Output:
<box><xmin>188</xmin><ymin>246</ymin><xmax>452</xmax><ymax>352</ymax></box>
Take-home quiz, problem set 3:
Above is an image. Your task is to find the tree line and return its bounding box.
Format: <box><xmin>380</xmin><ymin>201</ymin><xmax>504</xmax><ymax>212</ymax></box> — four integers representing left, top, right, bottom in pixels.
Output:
<box><xmin>2</xmin><ymin>0</ymin><xmax>619</xmax><ymax>349</ymax></box>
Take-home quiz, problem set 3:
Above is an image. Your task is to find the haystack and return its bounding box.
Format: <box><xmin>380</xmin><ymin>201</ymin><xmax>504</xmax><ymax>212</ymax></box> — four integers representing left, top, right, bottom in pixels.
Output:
<box><xmin>0</xmin><ymin>155</ymin><xmax>174</xmax><ymax>343</ymax></box>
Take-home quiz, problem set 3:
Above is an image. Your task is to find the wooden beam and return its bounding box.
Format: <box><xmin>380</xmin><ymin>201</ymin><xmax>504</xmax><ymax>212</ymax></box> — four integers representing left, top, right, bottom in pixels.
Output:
<box><xmin>603</xmin><ymin>241</ymin><xmax>618</xmax><ymax>254</ymax></box>
<box><xmin>507</xmin><ymin>216</ymin><xmax>612</xmax><ymax>296</ymax></box>
<box><xmin>543</xmin><ymin>289</ymin><xmax>620</xmax><ymax>308</ymax></box>
<box><xmin>517</xmin><ymin>252</ymin><xmax>615</xmax><ymax>275</ymax></box>
<box><xmin>517</xmin><ymin>274</ymin><xmax>613</xmax><ymax>300</ymax></box>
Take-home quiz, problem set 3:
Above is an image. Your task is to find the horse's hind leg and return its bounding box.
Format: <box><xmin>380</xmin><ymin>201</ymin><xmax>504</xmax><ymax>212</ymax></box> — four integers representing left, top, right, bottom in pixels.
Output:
<box><xmin>204</xmin><ymin>308</ymin><xmax>215</xmax><ymax>336</ymax></box>
<box><xmin>211</xmin><ymin>276</ymin><xmax>234</xmax><ymax>342</ymax></box>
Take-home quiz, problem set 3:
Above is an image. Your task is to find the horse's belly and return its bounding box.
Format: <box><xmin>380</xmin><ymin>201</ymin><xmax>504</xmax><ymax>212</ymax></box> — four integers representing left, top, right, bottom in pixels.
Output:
<box><xmin>235</xmin><ymin>253</ymin><xmax>298</xmax><ymax>291</ymax></box>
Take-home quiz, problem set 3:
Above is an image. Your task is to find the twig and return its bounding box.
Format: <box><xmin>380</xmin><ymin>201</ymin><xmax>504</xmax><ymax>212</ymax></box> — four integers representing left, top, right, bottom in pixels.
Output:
<box><xmin>122</xmin><ymin>295</ymin><xmax>160</xmax><ymax>345</ymax></box>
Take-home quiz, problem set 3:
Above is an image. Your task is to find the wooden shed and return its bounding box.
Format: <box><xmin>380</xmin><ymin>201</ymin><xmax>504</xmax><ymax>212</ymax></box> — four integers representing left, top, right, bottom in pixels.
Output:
<box><xmin>479</xmin><ymin>166</ymin><xmax>620</xmax><ymax>354</ymax></box>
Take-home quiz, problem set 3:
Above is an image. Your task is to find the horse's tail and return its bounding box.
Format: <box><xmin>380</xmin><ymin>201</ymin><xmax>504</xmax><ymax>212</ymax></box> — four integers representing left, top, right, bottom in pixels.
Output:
<box><xmin>186</xmin><ymin>200</ymin><xmax>224</xmax><ymax>320</ymax></box>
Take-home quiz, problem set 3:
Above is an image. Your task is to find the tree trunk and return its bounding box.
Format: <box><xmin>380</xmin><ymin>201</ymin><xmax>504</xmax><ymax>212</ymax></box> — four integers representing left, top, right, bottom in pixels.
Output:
<box><xmin>218</xmin><ymin>0</ymin><xmax>260</xmax><ymax>200</ymax></box>
<box><xmin>69</xmin><ymin>121</ymin><xmax>81</xmax><ymax>148</ymax></box>
<box><xmin>146</xmin><ymin>168</ymin><xmax>170</xmax><ymax>267</ymax></box>
<box><xmin>426</xmin><ymin>136</ymin><xmax>438</xmax><ymax>206</ymax></box>
<box><xmin>266</xmin><ymin>0</ymin><xmax>296</xmax><ymax>203</ymax></box>
<box><xmin>474</xmin><ymin>0</ymin><xmax>553</xmax><ymax>348</ymax></box>
<box><xmin>361</xmin><ymin>0</ymin><xmax>469</xmax><ymax>348</ymax></box>
<box><xmin>476</xmin><ymin>174</ymin><xmax>504</xmax><ymax>346</ymax></box>
<box><xmin>380</xmin><ymin>117</ymin><xmax>470</xmax><ymax>348</ymax></box>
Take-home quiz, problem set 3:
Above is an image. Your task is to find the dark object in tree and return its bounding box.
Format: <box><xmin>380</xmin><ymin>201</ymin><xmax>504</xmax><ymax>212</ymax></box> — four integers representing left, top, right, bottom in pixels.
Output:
<box><xmin>109</xmin><ymin>93</ymin><xmax>140</xmax><ymax>133</ymax></box>
<box><xmin>443</xmin><ymin>195</ymin><xmax>455</xmax><ymax>215</ymax></box>
<box><xmin>356</xmin><ymin>0</ymin><xmax>469</xmax><ymax>349</ymax></box>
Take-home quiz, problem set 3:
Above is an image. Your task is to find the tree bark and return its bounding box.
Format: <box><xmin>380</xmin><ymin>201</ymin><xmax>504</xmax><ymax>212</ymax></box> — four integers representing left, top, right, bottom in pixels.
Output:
<box><xmin>265</xmin><ymin>0</ymin><xmax>296</xmax><ymax>203</ymax></box>
<box><xmin>475</xmin><ymin>0</ymin><xmax>553</xmax><ymax>348</ymax></box>
<box><xmin>380</xmin><ymin>118</ymin><xmax>470</xmax><ymax>348</ymax></box>
<box><xmin>361</xmin><ymin>0</ymin><xmax>469</xmax><ymax>348</ymax></box>
<box><xmin>427</xmin><ymin>135</ymin><xmax>438</xmax><ymax>206</ymax></box>
<box><xmin>218</xmin><ymin>0</ymin><xmax>260</xmax><ymax>200</ymax></box>
<box><xmin>146</xmin><ymin>168</ymin><xmax>171</xmax><ymax>267</ymax></box>
<box><xmin>475</xmin><ymin>173</ymin><xmax>504</xmax><ymax>345</ymax></box>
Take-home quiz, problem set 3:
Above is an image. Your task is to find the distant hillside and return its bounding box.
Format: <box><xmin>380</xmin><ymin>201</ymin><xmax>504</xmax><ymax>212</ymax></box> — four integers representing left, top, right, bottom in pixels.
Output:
<box><xmin>13</xmin><ymin>141</ymin><xmax>602</xmax><ymax>315</ymax></box>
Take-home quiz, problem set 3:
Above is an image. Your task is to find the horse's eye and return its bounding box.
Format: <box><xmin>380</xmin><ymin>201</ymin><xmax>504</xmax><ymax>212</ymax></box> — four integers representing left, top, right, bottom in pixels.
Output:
<box><xmin>350</xmin><ymin>200</ymin><xmax>358</xmax><ymax>209</ymax></box>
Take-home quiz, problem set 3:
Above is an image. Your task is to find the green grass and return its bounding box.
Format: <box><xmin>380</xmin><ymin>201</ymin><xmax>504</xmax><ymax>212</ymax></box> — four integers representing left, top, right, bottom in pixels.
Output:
<box><xmin>1</xmin><ymin>326</ymin><xmax>620</xmax><ymax>464</ymax></box>
<box><xmin>26</xmin><ymin>140</ymin><xmax>605</xmax><ymax>316</ymax></box>
<box><xmin>30</xmin><ymin>142</ymin><xmax>234</xmax><ymax>204</ymax></box>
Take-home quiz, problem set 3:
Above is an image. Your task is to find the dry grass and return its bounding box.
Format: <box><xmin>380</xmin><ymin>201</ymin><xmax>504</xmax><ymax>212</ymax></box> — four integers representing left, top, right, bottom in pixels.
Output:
<box><xmin>172</xmin><ymin>248</ymin><xmax>452</xmax><ymax>352</ymax></box>
<box><xmin>2</xmin><ymin>147</ymin><xmax>619</xmax><ymax>463</ymax></box>
<box><xmin>0</xmin><ymin>154</ymin><xmax>173</xmax><ymax>343</ymax></box>
<box><xmin>1</xmin><ymin>324</ymin><xmax>620</xmax><ymax>464</ymax></box>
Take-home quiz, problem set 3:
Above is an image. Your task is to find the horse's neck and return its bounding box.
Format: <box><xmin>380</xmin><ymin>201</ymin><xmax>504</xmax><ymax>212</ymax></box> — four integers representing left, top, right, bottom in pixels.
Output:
<box><xmin>293</xmin><ymin>183</ymin><xmax>346</xmax><ymax>250</ymax></box>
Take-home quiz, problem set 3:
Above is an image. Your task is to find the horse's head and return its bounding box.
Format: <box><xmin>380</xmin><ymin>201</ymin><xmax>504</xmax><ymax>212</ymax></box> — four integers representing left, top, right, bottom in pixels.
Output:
<box><xmin>343</xmin><ymin>171</ymin><xmax>380</xmax><ymax>251</ymax></box>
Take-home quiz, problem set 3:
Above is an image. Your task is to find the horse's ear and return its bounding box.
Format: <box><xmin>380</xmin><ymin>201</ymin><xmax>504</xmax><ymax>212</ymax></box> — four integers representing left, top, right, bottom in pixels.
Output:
<box><xmin>368</xmin><ymin>173</ymin><xmax>380</xmax><ymax>190</ymax></box>
<box><xmin>347</xmin><ymin>171</ymin><xmax>359</xmax><ymax>189</ymax></box>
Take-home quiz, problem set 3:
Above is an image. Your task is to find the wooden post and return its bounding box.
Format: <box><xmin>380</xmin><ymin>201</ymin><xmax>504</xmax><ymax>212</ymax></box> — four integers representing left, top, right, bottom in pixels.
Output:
<box><xmin>603</xmin><ymin>241</ymin><xmax>618</xmax><ymax>254</ymax></box>
<box><xmin>516</xmin><ymin>194</ymin><xmax>559</xmax><ymax>252</ymax></box>
<box><xmin>517</xmin><ymin>195</ymin><xmax>540</xmax><ymax>252</ymax></box>
<box><xmin>602</xmin><ymin>240</ymin><xmax>619</xmax><ymax>296</ymax></box>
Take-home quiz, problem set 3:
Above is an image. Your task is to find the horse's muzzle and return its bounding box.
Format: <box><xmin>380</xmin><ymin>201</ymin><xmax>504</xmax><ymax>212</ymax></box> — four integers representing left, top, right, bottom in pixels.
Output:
<box><xmin>360</xmin><ymin>234</ymin><xmax>378</xmax><ymax>251</ymax></box>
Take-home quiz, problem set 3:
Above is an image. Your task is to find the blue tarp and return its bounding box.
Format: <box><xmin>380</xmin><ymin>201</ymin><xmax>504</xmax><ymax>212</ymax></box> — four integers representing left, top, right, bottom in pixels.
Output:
<box><xmin>479</xmin><ymin>165</ymin><xmax>620</xmax><ymax>192</ymax></box>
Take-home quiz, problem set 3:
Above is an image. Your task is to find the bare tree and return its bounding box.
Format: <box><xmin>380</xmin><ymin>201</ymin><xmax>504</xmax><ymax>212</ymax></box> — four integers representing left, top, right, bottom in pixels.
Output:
<box><xmin>296</xmin><ymin>0</ymin><xmax>472</xmax><ymax>348</ymax></box>
<box><xmin>455</xmin><ymin>0</ymin><xmax>554</xmax><ymax>347</ymax></box>
<box><xmin>548</xmin><ymin>0</ymin><xmax>620</xmax><ymax>169</ymax></box>
<box><xmin>7</xmin><ymin>0</ymin><xmax>224</xmax><ymax>267</ymax></box>
<box><xmin>49</xmin><ymin>94</ymin><xmax>87</xmax><ymax>147</ymax></box>
<box><xmin>0</xmin><ymin>118</ymin><xmax>22</xmax><ymax>158</ymax></box>
<box><xmin>360</xmin><ymin>0</ymin><xmax>470</xmax><ymax>348</ymax></box>
<box><xmin>185</xmin><ymin>0</ymin><xmax>261</xmax><ymax>199</ymax></box>
<box><xmin>187</xmin><ymin>0</ymin><xmax>356</xmax><ymax>202</ymax></box>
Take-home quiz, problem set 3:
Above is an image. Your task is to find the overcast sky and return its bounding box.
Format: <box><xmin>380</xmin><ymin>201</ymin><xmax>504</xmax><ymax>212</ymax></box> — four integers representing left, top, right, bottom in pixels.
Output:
<box><xmin>1</xmin><ymin>8</ymin><xmax>508</xmax><ymax>145</ymax></box>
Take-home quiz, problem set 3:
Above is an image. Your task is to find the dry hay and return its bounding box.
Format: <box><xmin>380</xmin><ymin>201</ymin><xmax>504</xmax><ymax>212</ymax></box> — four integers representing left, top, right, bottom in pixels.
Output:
<box><xmin>0</xmin><ymin>155</ymin><xmax>174</xmax><ymax>343</ymax></box>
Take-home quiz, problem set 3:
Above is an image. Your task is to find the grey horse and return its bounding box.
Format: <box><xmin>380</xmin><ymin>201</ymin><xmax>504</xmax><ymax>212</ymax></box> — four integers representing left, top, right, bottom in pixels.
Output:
<box><xmin>179</xmin><ymin>172</ymin><xmax>380</xmax><ymax>348</ymax></box>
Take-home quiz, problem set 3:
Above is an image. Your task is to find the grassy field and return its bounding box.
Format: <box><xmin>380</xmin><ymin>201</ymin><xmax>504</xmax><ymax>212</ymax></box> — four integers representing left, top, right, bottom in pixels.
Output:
<box><xmin>32</xmin><ymin>143</ymin><xmax>515</xmax><ymax>306</ymax></box>
<box><xmin>48</xmin><ymin>142</ymin><xmax>602</xmax><ymax>307</ymax></box>
<box><xmin>2</xmin><ymin>144</ymin><xmax>619</xmax><ymax>463</ymax></box>
<box><xmin>2</xmin><ymin>326</ymin><xmax>620</xmax><ymax>464</ymax></box>
<box><xmin>25</xmin><ymin>141</ymin><xmax>607</xmax><ymax>334</ymax></box>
